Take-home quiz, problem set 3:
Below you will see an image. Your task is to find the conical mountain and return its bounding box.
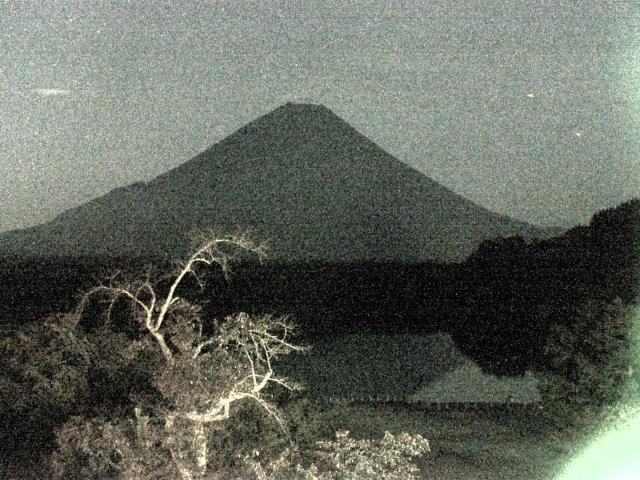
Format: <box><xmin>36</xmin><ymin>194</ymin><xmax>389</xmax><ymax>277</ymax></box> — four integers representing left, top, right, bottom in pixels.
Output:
<box><xmin>0</xmin><ymin>103</ymin><xmax>558</xmax><ymax>262</ymax></box>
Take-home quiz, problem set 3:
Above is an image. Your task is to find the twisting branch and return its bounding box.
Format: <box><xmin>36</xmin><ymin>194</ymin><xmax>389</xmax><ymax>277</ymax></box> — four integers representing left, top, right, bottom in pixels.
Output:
<box><xmin>192</xmin><ymin>337</ymin><xmax>216</xmax><ymax>358</ymax></box>
<box><xmin>189</xmin><ymin>314</ymin><xmax>304</xmax><ymax>431</ymax></box>
<box><xmin>153</xmin><ymin>232</ymin><xmax>266</xmax><ymax>333</ymax></box>
<box><xmin>72</xmin><ymin>232</ymin><xmax>268</xmax><ymax>366</ymax></box>
<box><xmin>69</xmin><ymin>232</ymin><xmax>307</xmax><ymax>479</ymax></box>
<box><xmin>244</xmin><ymin>346</ymin><xmax>258</xmax><ymax>387</ymax></box>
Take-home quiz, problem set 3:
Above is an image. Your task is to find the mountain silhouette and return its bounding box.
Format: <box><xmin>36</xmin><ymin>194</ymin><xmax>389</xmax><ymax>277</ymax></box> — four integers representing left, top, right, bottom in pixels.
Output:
<box><xmin>0</xmin><ymin>103</ymin><xmax>561</xmax><ymax>262</ymax></box>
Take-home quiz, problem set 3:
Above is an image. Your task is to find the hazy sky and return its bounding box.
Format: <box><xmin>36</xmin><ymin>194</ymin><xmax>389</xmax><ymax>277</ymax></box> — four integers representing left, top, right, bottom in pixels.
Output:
<box><xmin>1</xmin><ymin>0</ymin><xmax>638</xmax><ymax>232</ymax></box>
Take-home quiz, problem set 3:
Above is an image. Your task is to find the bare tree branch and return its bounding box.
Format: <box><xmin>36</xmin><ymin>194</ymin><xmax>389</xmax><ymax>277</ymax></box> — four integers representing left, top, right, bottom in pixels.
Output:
<box><xmin>67</xmin><ymin>232</ymin><xmax>303</xmax><ymax>479</ymax></box>
<box><xmin>153</xmin><ymin>234</ymin><xmax>265</xmax><ymax>333</ymax></box>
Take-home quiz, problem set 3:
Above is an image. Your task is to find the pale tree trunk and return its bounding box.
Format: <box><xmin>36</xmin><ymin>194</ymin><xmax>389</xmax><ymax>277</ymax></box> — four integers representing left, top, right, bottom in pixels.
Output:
<box><xmin>193</xmin><ymin>421</ymin><xmax>208</xmax><ymax>477</ymax></box>
<box><xmin>165</xmin><ymin>417</ymin><xmax>211</xmax><ymax>480</ymax></box>
<box><xmin>166</xmin><ymin>417</ymin><xmax>199</xmax><ymax>480</ymax></box>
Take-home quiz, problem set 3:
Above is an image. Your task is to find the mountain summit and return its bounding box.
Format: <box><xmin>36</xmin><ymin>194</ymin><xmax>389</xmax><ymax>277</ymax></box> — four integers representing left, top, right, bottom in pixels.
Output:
<box><xmin>0</xmin><ymin>103</ymin><xmax>558</xmax><ymax>262</ymax></box>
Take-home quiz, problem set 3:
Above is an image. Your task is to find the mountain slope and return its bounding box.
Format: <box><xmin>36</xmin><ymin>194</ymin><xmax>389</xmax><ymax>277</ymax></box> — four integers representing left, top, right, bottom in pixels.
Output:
<box><xmin>0</xmin><ymin>103</ymin><xmax>559</xmax><ymax>262</ymax></box>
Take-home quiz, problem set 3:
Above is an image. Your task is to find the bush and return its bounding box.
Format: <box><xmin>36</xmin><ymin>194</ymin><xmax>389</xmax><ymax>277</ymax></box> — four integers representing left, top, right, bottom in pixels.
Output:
<box><xmin>46</xmin><ymin>234</ymin><xmax>307</xmax><ymax>479</ymax></box>
<box><xmin>283</xmin><ymin>395</ymin><xmax>348</xmax><ymax>446</ymax></box>
<box><xmin>52</xmin><ymin>414</ymin><xmax>430</xmax><ymax>480</ymax></box>
<box><xmin>304</xmin><ymin>430</ymin><xmax>429</xmax><ymax>479</ymax></box>
<box><xmin>32</xmin><ymin>233</ymin><xmax>431</xmax><ymax>478</ymax></box>
<box><xmin>247</xmin><ymin>429</ymin><xmax>430</xmax><ymax>480</ymax></box>
<box><xmin>50</xmin><ymin>414</ymin><xmax>182</xmax><ymax>480</ymax></box>
<box><xmin>0</xmin><ymin>314</ymin><xmax>93</xmax><ymax>431</ymax></box>
<box><xmin>537</xmin><ymin>297</ymin><xmax>638</xmax><ymax>429</ymax></box>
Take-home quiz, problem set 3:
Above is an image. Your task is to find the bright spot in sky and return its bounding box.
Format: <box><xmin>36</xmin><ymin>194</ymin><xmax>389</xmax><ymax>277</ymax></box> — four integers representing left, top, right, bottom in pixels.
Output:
<box><xmin>32</xmin><ymin>88</ymin><xmax>70</xmax><ymax>97</ymax></box>
<box><xmin>575</xmin><ymin>131</ymin><xmax>583</xmax><ymax>137</ymax></box>
<box><xmin>527</xmin><ymin>93</ymin><xmax>535</xmax><ymax>98</ymax></box>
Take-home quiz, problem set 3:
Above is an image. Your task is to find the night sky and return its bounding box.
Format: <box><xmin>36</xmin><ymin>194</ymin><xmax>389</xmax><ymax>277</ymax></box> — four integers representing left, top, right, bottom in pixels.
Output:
<box><xmin>1</xmin><ymin>0</ymin><xmax>638</xmax><ymax>233</ymax></box>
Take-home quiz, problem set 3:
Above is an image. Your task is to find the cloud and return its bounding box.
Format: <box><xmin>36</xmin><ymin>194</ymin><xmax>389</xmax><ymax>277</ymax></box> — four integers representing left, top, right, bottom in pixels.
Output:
<box><xmin>32</xmin><ymin>88</ymin><xmax>70</xmax><ymax>97</ymax></box>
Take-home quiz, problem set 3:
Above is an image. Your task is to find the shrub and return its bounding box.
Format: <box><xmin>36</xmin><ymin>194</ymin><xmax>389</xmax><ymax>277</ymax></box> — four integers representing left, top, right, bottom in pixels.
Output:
<box><xmin>0</xmin><ymin>314</ymin><xmax>93</xmax><ymax>430</ymax></box>
<box><xmin>283</xmin><ymin>395</ymin><xmax>347</xmax><ymax>446</ymax></box>
<box><xmin>42</xmin><ymin>232</ymin><xmax>431</xmax><ymax>478</ymax></box>
<box><xmin>247</xmin><ymin>429</ymin><xmax>430</xmax><ymax>480</ymax></box>
<box><xmin>48</xmin><ymin>233</ymin><xmax>307</xmax><ymax>479</ymax></box>
<box><xmin>537</xmin><ymin>297</ymin><xmax>638</xmax><ymax>429</ymax></box>
<box><xmin>52</xmin><ymin>416</ymin><xmax>430</xmax><ymax>480</ymax></box>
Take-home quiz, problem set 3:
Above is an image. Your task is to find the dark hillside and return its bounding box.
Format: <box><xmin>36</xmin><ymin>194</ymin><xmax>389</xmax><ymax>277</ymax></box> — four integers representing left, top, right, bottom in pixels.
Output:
<box><xmin>0</xmin><ymin>103</ymin><xmax>556</xmax><ymax>263</ymax></box>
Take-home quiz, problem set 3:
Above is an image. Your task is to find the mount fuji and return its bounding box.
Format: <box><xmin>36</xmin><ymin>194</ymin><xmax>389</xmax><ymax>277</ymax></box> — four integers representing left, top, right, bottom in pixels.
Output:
<box><xmin>0</xmin><ymin>103</ymin><xmax>560</xmax><ymax>262</ymax></box>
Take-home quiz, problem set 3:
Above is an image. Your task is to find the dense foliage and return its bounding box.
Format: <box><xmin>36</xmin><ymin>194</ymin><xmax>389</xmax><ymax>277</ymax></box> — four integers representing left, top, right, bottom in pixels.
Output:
<box><xmin>51</xmin><ymin>416</ymin><xmax>429</xmax><ymax>480</ymax></box>
<box><xmin>2</xmin><ymin>233</ymin><xmax>431</xmax><ymax>479</ymax></box>
<box><xmin>536</xmin><ymin>297</ymin><xmax>639</xmax><ymax>428</ymax></box>
<box><xmin>0</xmin><ymin>314</ymin><xmax>91</xmax><ymax>420</ymax></box>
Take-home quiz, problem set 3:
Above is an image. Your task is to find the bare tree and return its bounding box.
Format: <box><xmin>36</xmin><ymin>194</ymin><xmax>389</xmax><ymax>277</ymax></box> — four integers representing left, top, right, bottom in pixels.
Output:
<box><xmin>70</xmin><ymin>231</ymin><xmax>305</xmax><ymax>480</ymax></box>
